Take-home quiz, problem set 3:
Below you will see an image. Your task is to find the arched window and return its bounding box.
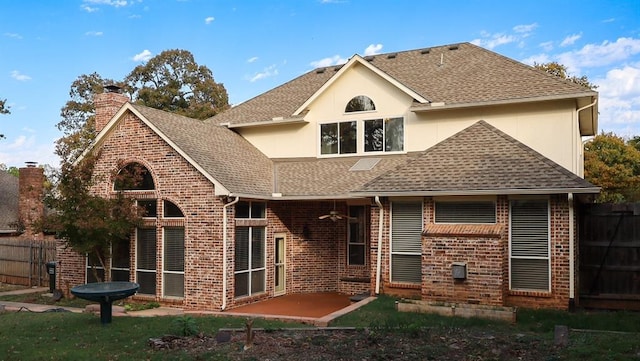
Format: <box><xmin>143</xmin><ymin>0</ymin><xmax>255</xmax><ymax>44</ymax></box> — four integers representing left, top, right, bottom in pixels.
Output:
<box><xmin>345</xmin><ymin>95</ymin><xmax>375</xmax><ymax>113</ymax></box>
<box><xmin>114</xmin><ymin>163</ymin><xmax>155</xmax><ymax>190</ymax></box>
<box><xmin>164</xmin><ymin>200</ymin><xmax>185</xmax><ymax>218</ymax></box>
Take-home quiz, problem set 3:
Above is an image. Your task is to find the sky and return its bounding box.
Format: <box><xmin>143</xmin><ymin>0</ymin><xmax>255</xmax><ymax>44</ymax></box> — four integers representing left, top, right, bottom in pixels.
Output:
<box><xmin>0</xmin><ymin>0</ymin><xmax>639</xmax><ymax>169</ymax></box>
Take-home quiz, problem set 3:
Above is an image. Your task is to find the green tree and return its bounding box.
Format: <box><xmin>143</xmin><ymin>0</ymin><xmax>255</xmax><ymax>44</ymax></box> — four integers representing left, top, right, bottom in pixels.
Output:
<box><xmin>534</xmin><ymin>61</ymin><xmax>598</xmax><ymax>90</ymax></box>
<box><xmin>584</xmin><ymin>133</ymin><xmax>640</xmax><ymax>202</ymax></box>
<box><xmin>125</xmin><ymin>49</ymin><xmax>229</xmax><ymax>120</ymax></box>
<box><xmin>56</xmin><ymin>49</ymin><xmax>229</xmax><ymax>165</ymax></box>
<box><xmin>0</xmin><ymin>98</ymin><xmax>9</xmax><ymax>139</ymax></box>
<box><xmin>41</xmin><ymin>152</ymin><xmax>143</xmax><ymax>282</ymax></box>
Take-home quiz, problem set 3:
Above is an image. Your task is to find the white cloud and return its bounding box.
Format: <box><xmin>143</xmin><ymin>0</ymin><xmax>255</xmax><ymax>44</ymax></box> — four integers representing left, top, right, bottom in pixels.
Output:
<box><xmin>84</xmin><ymin>0</ymin><xmax>128</xmax><ymax>7</ymax></box>
<box><xmin>81</xmin><ymin>5</ymin><xmax>99</xmax><ymax>12</ymax></box>
<box><xmin>513</xmin><ymin>23</ymin><xmax>538</xmax><ymax>34</ymax></box>
<box><xmin>247</xmin><ymin>56</ymin><xmax>258</xmax><ymax>63</ymax></box>
<box><xmin>539</xmin><ymin>41</ymin><xmax>554</xmax><ymax>52</ymax></box>
<box><xmin>10</xmin><ymin>70</ymin><xmax>31</xmax><ymax>81</ymax></box>
<box><xmin>85</xmin><ymin>31</ymin><xmax>104</xmax><ymax>36</ymax></box>
<box><xmin>471</xmin><ymin>34</ymin><xmax>517</xmax><ymax>49</ymax></box>
<box><xmin>4</xmin><ymin>32</ymin><xmax>22</xmax><ymax>39</ymax></box>
<box><xmin>249</xmin><ymin>65</ymin><xmax>278</xmax><ymax>82</ymax></box>
<box><xmin>593</xmin><ymin>64</ymin><xmax>640</xmax><ymax>136</ymax></box>
<box><xmin>364</xmin><ymin>44</ymin><xmax>383</xmax><ymax>56</ymax></box>
<box><xmin>556</xmin><ymin>37</ymin><xmax>640</xmax><ymax>74</ymax></box>
<box><xmin>0</xmin><ymin>136</ymin><xmax>58</xmax><ymax>167</ymax></box>
<box><xmin>132</xmin><ymin>49</ymin><xmax>153</xmax><ymax>62</ymax></box>
<box><xmin>521</xmin><ymin>53</ymin><xmax>552</xmax><ymax>66</ymax></box>
<box><xmin>205</xmin><ymin>16</ymin><xmax>215</xmax><ymax>24</ymax></box>
<box><xmin>560</xmin><ymin>33</ymin><xmax>582</xmax><ymax>47</ymax></box>
<box><xmin>310</xmin><ymin>55</ymin><xmax>348</xmax><ymax>68</ymax></box>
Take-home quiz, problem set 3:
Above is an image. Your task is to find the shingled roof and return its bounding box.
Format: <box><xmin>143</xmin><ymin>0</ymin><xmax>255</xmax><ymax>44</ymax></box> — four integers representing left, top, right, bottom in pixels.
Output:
<box><xmin>131</xmin><ymin>104</ymin><xmax>274</xmax><ymax>196</ymax></box>
<box><xmin>354</xmin><ymin>120</ymin><xmax>600</xmax><ymax>196</ymax></box>
<box><xmin>209</xmin><ymin>42</ymin><xmax>596</xmax><ymax>127</ymax></box>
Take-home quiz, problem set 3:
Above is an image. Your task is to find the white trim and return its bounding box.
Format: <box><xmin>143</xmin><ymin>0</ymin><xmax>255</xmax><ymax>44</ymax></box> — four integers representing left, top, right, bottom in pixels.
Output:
<box><xmin>293</xmin><ymin>55</ymin><xmax>429</xmax><ymax>116</ymax></box>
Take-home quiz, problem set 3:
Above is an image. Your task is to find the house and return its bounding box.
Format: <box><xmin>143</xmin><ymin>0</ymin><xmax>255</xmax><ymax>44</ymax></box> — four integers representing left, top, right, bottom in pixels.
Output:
<box><xmin>56</xmin><ymin>42</ymin><xmax>599</xmax><ymax>311</ymax></box>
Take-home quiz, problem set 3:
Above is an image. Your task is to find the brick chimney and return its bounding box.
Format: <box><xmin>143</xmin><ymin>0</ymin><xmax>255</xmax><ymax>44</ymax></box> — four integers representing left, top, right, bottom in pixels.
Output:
<box><xmin>94</xmin><ymin>85</ymin><xmax>129</xmax><ymax>133</ymax></box>
<box><xmin>18</xmin><ymin>162</ymin><xmax>45</xmax><ymax>238</ymax></box>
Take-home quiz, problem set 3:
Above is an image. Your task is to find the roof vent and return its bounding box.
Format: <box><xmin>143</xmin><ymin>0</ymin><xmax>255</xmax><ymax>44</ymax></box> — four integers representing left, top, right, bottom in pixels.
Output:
<box><xmin>448</xmin><ymin>44</ymin><xmax>459</xmax><ymax>50</ymax></box>
<box><xmin>316</xmin><ymin>68</ymin><xmax>325</xmax><ymax>74</ymax></box>
<box><xmin>420</xmin><ymin>48</ymin><xmax>431</xmax><ymax>54</ymax></box>
<box><xmin>349</xmin><ymin>158</ymin><xmax>381</xmax><ymax>171</ymax></box>
<box><xmin>334</xmin><ymin>65</ymin><xmax>343</xmax><ymax>71</ymax></box>
<box><xmin>387</xmin><ymin>53</ymin><xmax>397</xmax><ymax>59</ymax></box>
<box><xmin>25</xmin><ymin>161</ymin><xmax>37</xmax><ymax>168</ymax></box>
<box><xmin>364</xmin><ymin>55</ymin><xmax>375</xmax><ymax>61</ymax></box>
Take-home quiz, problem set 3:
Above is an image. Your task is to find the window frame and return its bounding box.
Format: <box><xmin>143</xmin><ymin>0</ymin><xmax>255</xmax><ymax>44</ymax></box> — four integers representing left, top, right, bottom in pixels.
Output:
<box><xmin>234</xmin><ymin>201</ymin><xmax>267</xmax><ymax>298</ymax></box>
<box><xmin>162</xmin><ymin>227</ymin><xmax>185</xmax><ymax>298</ymax></box>
<box><xmin>347</xmin><ymin>205</ymin><xmax>367</xmax><ymax>266</ymax></box>
<box><xmin>389</xmin><ymin>200</ymin><xmax>423</xmax><ymax>284</ymax></box>
<box><xmin>363</xmin><ymin>117</ymin><xmax>404</xmax><ymax>153</ymax></box>
<box><xmin>319</xmin><ymin>120</ymin><xmax>357</xmax><ymax>155</ymax></box>
<box><xmin>509</xmin><ymin>198</ymin><xmax>551</xmax><ymax>292</ymax></box>
<box><xmin>434</xmin><ymin>199</ymin><xmax>497</xmax><ymax>224</ymax></box>
<box><xmin>135</xmin><ymin>227</ymin><xmax>157</xmax><ymax>295</ymax></box>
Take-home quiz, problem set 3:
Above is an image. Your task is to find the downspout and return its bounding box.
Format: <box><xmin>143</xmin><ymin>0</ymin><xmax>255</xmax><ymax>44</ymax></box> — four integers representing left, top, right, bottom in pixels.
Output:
<box><xmin>568</xmin><ymin>193</ymin><xmax>575</xmax><ymax>310</ymax></box>
<box><xmin>221</xmin><ymin>196</ymin><xmax>240</xmax><ymax>311</ymax></box>
<box><xmin>374</xmin><ymin>196</ymin><xmax>384</xmax><ymax>295</ymax></box>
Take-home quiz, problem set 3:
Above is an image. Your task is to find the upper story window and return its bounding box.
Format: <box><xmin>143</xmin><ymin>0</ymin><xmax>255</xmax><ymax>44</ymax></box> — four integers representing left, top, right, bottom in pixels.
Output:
<box><xmin>320</xmin><ymin>121</ymin><xmax>357</xmax><ymax>155</ymax></box>
<box><xmin>345</xmin><ymin>95</ymin><xmax>375</xmax><ymax>112</ymax></box>
<box><xmin>114</xmin><ymin>163</ymin><xmax>155</xmax><ymax>191</ymax></box>
<box><xmin>164</xmin><ymin>200</ymin><xmax>185</xmax><ymax>218</ymax></box>
<box><xmin>364</xmin><ymin>117</ymin><xmax>404</xmax><ymax>152</ymax></box>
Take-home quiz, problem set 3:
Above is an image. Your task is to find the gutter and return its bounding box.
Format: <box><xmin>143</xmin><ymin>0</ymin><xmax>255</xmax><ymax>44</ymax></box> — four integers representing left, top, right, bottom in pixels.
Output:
<box><xmin>221</xmin><ymin>196</ymin><xmax>240</xmax><ymax>311</ymax></box>
<box><xmin>374</xmin><ymin>196</ymin><xmax>384</xmax><ymax>295</ymax></box>
<box><xmin>351</xmin><ymin>187</ymin><xmax>600</xmax><ymax>198</ymax></box>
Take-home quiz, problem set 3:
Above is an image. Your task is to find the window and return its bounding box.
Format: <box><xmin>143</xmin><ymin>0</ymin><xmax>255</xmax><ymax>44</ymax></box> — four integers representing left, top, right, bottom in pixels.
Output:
<box><xmin>390</xmin><ymin>201</ymin><xmax>422</xmax><ymax>283</ymax></box>
<box><xmin>320</xmin><ymin>121</ymin><xmax>357</xmax><ymax>155</ymax></box>
<box><xmin>114</xmin><ymin>163</ymin><xmax>155</xmax><ymax>190</ymax></box>
<box><xmin>510</xmin><ymin>199</ymin><xmax>550</xmax><ymax>291</ymax></box>
<box><xmin>164</xmin><ymin>200</ymin><xmax>184</xmax><ymax>218</ymax></box>
<box><xmin>86</xmin><ymin>241</ymin><xmax>130</xmax><ymax>283</ymax></box>
<box><xmin>348</xmin><ymin>206</ymin><xmax>367</xmax><ymax>265</ymax></box>
<box><xmin>234</xmin><ymin>202</ymin><xmax>266</xmax><ymax>298</ymax></box>
<box><xmin>139</xmin><ymin>200</ymin><xmax>158</xmax><ymax>218</ymax></box>
<box><xmin>435</xmin><ymin>201</ymin><xmax>496</xmax><ymax>223</ymax></box>
<box><xmin>136</xmin><ymin>228</ymin><xmax>157</xmax><ymax>295</ymax></box>
<box><xmin>163</xmin><ymin>227</ymin><xmax>184</xmax><ymax>297</ymax></box>
<box><xmin>345</xmin><ymin>95</ymin><xmax>375</xmax><ymax>112</ymax></box>
<box><xmin>364</xmin><ymin>117</ymin><xmax>404</xmax><ymax>152</ymax></box>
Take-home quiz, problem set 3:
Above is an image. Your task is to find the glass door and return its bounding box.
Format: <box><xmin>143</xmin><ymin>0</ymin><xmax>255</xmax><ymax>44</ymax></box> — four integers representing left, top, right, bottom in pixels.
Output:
<box><xmin>274</xmin><ymin>234</ymin><xmax>286</xmax><ymax>295</ymax></box>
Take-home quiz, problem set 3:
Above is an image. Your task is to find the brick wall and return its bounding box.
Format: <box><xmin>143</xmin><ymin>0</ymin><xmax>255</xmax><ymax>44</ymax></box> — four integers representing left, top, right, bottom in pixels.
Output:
<box><xmin>17</xmin><ymin>165</ymin><xmax>45</xmax><ymax>239</ymax></box>
<box><xmin>372</xmin><ymin>195</ymin><xmax>575</xmax><ymax>310</ymax></box>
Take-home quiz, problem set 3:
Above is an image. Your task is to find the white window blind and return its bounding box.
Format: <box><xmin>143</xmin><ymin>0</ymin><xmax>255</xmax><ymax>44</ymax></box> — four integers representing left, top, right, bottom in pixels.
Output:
<box><xmin>510</xmin><ymin>199</ymin><xmax>550</xmax><ymax>291</ymax></box>
<box><xmin>435</xmin><ymin>201</ymin><xmax>496</xmax><ymax>223</ymax></box>
<box><xmin>391</xmin><ymin>201</ymin><xmax>422</xmax><ymax>283</ymax></box>
<box><xmin>163</xmin><ymin>227</ymin><xmax>184</xmax><ymax>297</ymax></box>
<box><xmin>136</xmin><ymin>228</ymin><xmax>157</xmax><ymax>295</ymax></box>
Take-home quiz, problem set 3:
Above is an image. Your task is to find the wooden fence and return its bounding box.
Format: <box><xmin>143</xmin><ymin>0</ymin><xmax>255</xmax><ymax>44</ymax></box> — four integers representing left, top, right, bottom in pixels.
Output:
<box><xmin>579</xmin><ymin>203</ymin><xmax>640</xmax><ymax>310</ymax></box>
<box><xmin>0</xmin><ymin>239</ymin><xmax>56</xmax><ymax>287</ymax></box>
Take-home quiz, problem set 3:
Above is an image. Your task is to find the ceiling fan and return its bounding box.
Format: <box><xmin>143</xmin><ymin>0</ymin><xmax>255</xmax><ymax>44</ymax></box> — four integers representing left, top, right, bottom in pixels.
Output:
<box><xmin>319</xmin><ymin>201</ymin><xmax>355</xmax><ymax>222</ymax></box>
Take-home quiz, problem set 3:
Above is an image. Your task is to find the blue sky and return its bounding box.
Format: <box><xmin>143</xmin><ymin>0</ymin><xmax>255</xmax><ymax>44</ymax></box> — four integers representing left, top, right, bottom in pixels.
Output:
<box><xmin>1</xmin><ymin>0</ymin><xmax>639</xmax><ymax>168</ymax></box>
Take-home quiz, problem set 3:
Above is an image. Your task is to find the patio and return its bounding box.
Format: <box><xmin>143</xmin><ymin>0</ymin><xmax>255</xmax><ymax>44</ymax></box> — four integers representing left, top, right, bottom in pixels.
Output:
<box><xmin>218</xmin><ymin>292</ymin><xmax>375</xmax><ymax>326</ymax></box>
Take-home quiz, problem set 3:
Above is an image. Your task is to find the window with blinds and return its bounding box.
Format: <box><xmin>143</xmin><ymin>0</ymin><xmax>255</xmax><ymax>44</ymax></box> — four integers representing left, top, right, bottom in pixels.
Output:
<box><xmin>435</xmin><ymin>201</ymin><xmax>496</xmax><ymax>223</ymax></box>
<box><xmin>136</xmin><ymin>228</ymin><xmax>157</xmax><ymax>295</ymax></box>
<box><xmin>163</xmin><ymin>227</ymin><xmax>184</xmax><ymax>297</ymax></box>
<box><xmin>509</xmin><ymin>199</ymin><xmax>550</xmax><ymax>291</ymax></box>
<box><xmin>390</xmin><ymin>201</ymin><xmax>423</xmax><ymax>284</ymax></box>
<box><xmin>86</xmin><ymin>241</ymin><xmax>130</xmax><ymax>283</ymax></box>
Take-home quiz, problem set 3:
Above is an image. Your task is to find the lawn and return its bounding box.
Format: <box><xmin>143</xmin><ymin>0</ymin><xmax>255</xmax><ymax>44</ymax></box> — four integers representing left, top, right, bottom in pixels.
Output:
<box><xmin>0</xmin><ymin>295</ymin><xmax>639</xmax><ymax>360</ymax></box>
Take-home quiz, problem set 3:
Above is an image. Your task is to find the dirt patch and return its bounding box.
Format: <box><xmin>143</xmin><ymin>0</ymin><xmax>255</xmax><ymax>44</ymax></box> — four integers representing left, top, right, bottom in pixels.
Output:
<box><xmin>149</xmin><ymin>327</ymin><xmax>558</xmax><ymax>360</ymax></box>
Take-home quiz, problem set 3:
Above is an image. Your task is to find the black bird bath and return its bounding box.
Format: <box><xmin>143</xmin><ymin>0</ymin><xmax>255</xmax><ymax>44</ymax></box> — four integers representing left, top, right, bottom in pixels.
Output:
<box><xmin>71</xmin><ymin>282</ymin><xmax>139</xmax><ymax>324</ymax></box>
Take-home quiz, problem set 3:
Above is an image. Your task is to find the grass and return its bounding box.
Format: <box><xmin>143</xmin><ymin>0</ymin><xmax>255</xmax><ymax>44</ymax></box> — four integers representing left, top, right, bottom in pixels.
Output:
<box><xmin>0</xmin><ymin>293</ymin><xmax>639</xmax><ymax>360</ymax></box>
<box><xmin>0</xmin><ymin>291</ymin><xmax>93</xmax><ymax>308</ymax></box>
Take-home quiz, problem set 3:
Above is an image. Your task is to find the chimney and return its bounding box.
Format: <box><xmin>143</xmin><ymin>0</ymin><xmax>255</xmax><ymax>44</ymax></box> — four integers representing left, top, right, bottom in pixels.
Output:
<box><xmin>94</xmin><ymin>85</ymin><xmax>129</xmax><ymax>133</ymax></box>
<box><xmin>19</xmin><ymin>162</ymin><xmax>45</xmax><ymax>238</ymax></box>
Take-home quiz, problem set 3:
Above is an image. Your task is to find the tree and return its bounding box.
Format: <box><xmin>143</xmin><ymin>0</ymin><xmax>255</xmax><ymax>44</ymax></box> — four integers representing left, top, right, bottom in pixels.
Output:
<box><xmin>125</xmin><ymin>49</ymin><xmax>229</xmax><ymax>120</ymax></box>
<box><xmin>0</xmin><ymin>98</ymin><xmax>9</xmax><ymax>139</ymax></box>
<box><xmin>534</xmin><ymin>62</ymin><xmax>598</xmax><ymax>90</ymax></box>
<box><xmin>584</xmin><ymin>133</ymin><xmax>640</xmax><ymax>202</ymax></box>
<box><xmin>41</xmin><ymin>152</ymin><xmax>143</xmax><ymax>282</ymax></box>
<box><xmin>56</xmin><ymin>49</ymin><xmax>229</xmax><ymax>164</ymax></box>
